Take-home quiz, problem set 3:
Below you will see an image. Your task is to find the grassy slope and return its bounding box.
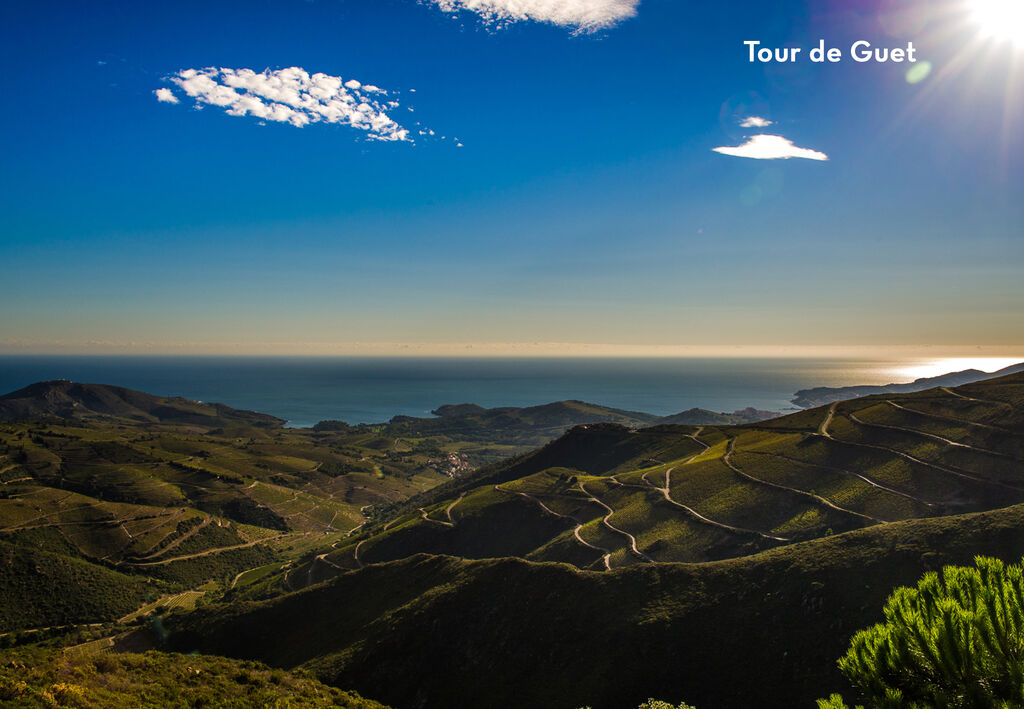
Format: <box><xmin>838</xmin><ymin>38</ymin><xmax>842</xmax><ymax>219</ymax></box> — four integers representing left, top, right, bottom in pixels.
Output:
<box><xmin>380</xmin><ymin>400</ymin><xmax>660</xmax><ymax>460</ymax></box>
<box><xmin>0</xmin><ymin>380</ymin><xmax>284</xmax><ymax>427</ymax></box>
<box><xmin>169</xmin><ymin>500</ymin><xmax>1024</xmax><ymax>709</ymax></box>
<box><xmin>0</xmin><ymin>647</ymin><xmax>388</xmax><ymax>708</ymax></box>
<box><xmin>0</xmin><ymin>385</ymin><xmax>703</xmax><ymax>629</ymax></box>
<box><xmin>0</xmin><ymin>407</ymin><xmax>447</xmax><ymax>630</ymax></box>
<box><xmin>0</xmin><ymin>540</ymin><xmax>153</xmax><ymax>632</ymax></box>
<box><xmin>7</xmin><ymin>374</ymin><xmax>1024</xmax><ymax>705</ymax></box>
<box><xmin>272</xmin><ymin>373</ymin><xmax>1024</xmax><ymax>592</ymax></box>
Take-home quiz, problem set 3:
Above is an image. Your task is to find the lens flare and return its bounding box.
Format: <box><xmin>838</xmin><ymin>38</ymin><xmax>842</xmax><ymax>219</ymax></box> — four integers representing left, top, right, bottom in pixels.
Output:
<box><xmin>968</xmin><ymin>0</ymin><xmax>1024</xmax><ymax>46</ymax></box>
<box><xmin>905</xmin><ymin>60</ymin><xmax>933</xmax><ymax>83</ymax></box>
<box><xmin>896</xmin><ymin>357</ymin><xmax>1022</xmax><ymax>381</ymax></box>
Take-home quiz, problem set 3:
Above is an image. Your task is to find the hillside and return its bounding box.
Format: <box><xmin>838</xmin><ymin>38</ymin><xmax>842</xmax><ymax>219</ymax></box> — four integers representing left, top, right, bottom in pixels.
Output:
<box><xmin>656</xmin><ymin>406</ymin><xmax>780</xmax><ymax>425</ymax></box>
<box><xmin>168</xmin><ymin>500</ymin><xmax>1024</xmax><ymax>709</ymax></box>
<box><xmin>7</xmin><ymin>371</ymin><xmax>1024</xmax><ymax>708</ymax></box>
<box><xmin>1</xmin><ymin>382</ymin><xmax>748</xmax><ymax>632</ymax></box>
<box><xmin>371</xmin><ymin>399</ymin><xmax>660</xmax><ymax>460</ymax></box>
<box><xmin>0</xmin><ymin>538</ymin><xmax>153</xmax><ymax>631</ymax></box>
<box><xmin>791</xmin><ymin>361</ymin><xmax>1024</xmax><ymax>408</ymax></box>
<box><xmin>395</xmin><ymin>400</ymin><xmax>780</xmax><ymax>439</ymax></box>
<box><xmin>0</xmin><ymin>646</ymin><xmax>387</xmax><ymax>708</ymax></box>
<box><xmin>0</xmin><ymin>380</ymin><xmax>284</xmax><ymax>428</ymax></box>
<box><xmin>0</xmin><ymin>382</ymin><xmax>454</xmax><ymax>631</ymax></box>
<box><xmin>246</xmin><ymin>371</ymin><xmax>1024</xmax><ymax>595</ymax></box>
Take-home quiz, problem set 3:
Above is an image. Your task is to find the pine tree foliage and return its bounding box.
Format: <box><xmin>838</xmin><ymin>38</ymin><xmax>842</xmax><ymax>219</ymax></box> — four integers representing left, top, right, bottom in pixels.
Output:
<box><xmin>819</xmin><ymin>556</ymin><xmax>1024</xmax><ymax>708</ymax></box>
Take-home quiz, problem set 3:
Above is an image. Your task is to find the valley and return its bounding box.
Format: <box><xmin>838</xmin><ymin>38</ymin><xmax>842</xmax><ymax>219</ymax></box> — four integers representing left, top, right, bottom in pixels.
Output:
<box><xmin>2</xmin><ymin>370</ymin><xmax>1024</xmax><ymax>708</ymax></box>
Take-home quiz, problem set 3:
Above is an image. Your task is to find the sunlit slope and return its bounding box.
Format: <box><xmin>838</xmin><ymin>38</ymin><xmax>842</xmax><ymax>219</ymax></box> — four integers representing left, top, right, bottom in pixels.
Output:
<box><xmin>0</xmin><ymin>420</ymin><xmax>442</xmax><ymax>556</ymax></box>
<box><xmin>269</xmin><ymin>372</ymin><xmax>1024</xmax><ymax>590</ymax></box>
<box><xmin>0</xmin><ymin>646</ymin><xmax>388</xmax><ymax>709</ymax></box>
<box><xmin>169</xmin><ymin>500</ymin><xmax>1024</xmax><ymax>709</ymax></box>
<box><xmin>0</xmin><ymin>397</ymin><xmax>445</xmax><ymax>631</ymax></box>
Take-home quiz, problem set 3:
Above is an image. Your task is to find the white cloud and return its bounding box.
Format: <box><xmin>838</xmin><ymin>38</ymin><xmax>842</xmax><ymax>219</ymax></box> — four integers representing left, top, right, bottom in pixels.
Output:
<box><xmin>154</xmin><ymin>87</ymin><xmax>179</xmax><ymax>104</ymax></box>
<box><xmin>712</xmin><ymin>134</ymin><xmax>828</xmax><ymax>161</ymax></box>
<box><xmin>739</xmin><ymin>116</ymin><xmax>772</xmax><ymax>128</ymax></box>
<box><xmin>156</xmin><ymin>67</ymin><xmax>413</xmax><ymax>141</ymax></box>
<box><xmin>425</xmin><ymin>0</ymin><xmax>639</xmax><ymax>32</ymax></box>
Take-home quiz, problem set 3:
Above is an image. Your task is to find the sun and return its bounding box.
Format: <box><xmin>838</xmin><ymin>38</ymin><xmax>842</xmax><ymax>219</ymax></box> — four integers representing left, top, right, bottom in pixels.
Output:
<box><xmin>968</xmin><ymin>0</ymin><xmax>1024</xmax><ymax>47</ymax></box>
<box><xmin>895</xmin><ymin>357</ymin><xmax>1022</xmax><ymax>381</ymax></box>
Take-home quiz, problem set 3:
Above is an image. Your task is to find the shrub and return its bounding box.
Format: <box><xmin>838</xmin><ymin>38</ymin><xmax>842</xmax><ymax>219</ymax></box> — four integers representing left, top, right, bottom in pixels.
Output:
<box><xmin>819</xmin><ymin>556</ymin><xmax>1024</xmax><ymax>709</ymax></box>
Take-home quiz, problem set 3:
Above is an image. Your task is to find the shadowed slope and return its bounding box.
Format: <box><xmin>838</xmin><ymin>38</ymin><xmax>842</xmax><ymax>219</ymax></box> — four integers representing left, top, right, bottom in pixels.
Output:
<box><xmin>0</xmin><ymin>381</ymin><xmax>283</xmax><ymax>427</ymax></box>
<box><xmin>169</xmin><ymin>500</ymin><xmax>1024</xmax><ymax>709</ymax></box>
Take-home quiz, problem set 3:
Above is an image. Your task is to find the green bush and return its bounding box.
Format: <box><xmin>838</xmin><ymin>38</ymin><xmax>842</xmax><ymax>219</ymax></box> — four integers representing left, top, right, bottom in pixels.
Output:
<box><xmin>819</xmin><ymin>556</ymin><xmax>1024</xmax><ymax>708</ymax></box>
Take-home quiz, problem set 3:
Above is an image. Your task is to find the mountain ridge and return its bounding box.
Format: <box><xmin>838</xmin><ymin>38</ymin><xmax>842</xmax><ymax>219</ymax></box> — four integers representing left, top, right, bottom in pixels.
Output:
<box><xmin>0</xmin><ymin>380</ymin><xmax>284</xmax><ymax>428</ymax></box>
<box><xmin>249</xmin><ymin>370</ymin><xmax>1024</xmax><ymax>594</ymax></box>
<box><xmin>792</xmin><ymin>361</ymin><xmax>1024</xmax><ymax>408</ymax></box>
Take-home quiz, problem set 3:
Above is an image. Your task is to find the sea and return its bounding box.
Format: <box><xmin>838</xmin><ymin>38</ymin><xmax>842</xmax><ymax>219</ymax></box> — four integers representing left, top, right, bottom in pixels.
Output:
<box><xmin>0</xmin><ymin>355</ymin><xmax>938</xmax><ymax>428</ymax></box>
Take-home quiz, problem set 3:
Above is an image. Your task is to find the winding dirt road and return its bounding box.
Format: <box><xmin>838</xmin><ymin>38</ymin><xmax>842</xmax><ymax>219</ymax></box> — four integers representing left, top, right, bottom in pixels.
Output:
<box><xmin>941</xmin><ymin>387</ymin><xmax>1014</xmax><ymax>410</ymax></box>
<box><xmin>885</xmin><ymin>399</ymin><xmax>1018</xmax><ymax>435</ymax></box>
<box><xmin>353</xmin><ymin>537</ymin><xmax>368</xmax><ymax>568</ymax></box>
<box><xmin>578</xmin><ymin>481</ymin><xmax>652</xmax><ymax>563</ymax></box>
<box><xmin>818</xmin><ymin>402</ymin><xmax>838</xmax><ymax>439</ymax></box>
<box><xmin>830</xmin><ymin>416</ymin><xmax>1024</xmax><ymax>492</ymax></box>
<box><xmin>133</xmin><ymin>515</ymin><xmax>212</xmax><ymax>561</ymax></box>
<box><xmin>642</xmin><ymin>467</ymin><xmax>790</xmax><ymax>541</ymax></box>
<box><xmin>723</xmin><ymin>439</ymin><xmax>883</xmax><ymax>524</ymax></box>
<box><xmin>444</xmin><ymin>493</ymin><xmax>466</xmax><ymax>524</ymax></box>
<box><xmin>123</xmin><ymin>533</ymin><xmax>298</xmax><ymax>567</ymax></box>
<box><xmin>742</xmin><ymin>449</ymin><xmax>936</xmax><ymax>510</ymax></box>
<box><xmin>419</xmin><ymin>507</ymin><xmax>455</xmax><ymax>528</ymax></box>
<box><xmin>493</xmin><ymin>484</ymin><xmax>611</xmax><ymax>569</ymax></box>
<box><xmin>849</xmin><ymin>411</ymin><xmax>1020</xmax><ymax>462</ymax></box>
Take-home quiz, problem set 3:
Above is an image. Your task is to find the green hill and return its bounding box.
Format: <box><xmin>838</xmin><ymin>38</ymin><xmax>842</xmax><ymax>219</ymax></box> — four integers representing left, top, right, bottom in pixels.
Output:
<box><xmin>384</xmin><ymin>399</ymin><xmax>780</xmax><ymax>446</ymax></box>
<box><xmin>0</xmin><ymin>380</ymin><xmax>283</xmax><ymax>427</ymax></box>
<box><xmin>1</xmin><ymin>382</ymin><xmax>741</xmax><ymax>631</ymax></box>
<box><xmin>791</xmin><ymin>360</ymin><xmax>1024</xmax><ymax>408</ymax></box>
<box><xmin>0</xmin><ymin>539</ymin><xmax>153</xmax><ymax>632</ymax></box>
<box><xmin>167</xmin><ymin>500</ymin><xmax>1024</xmax><ymax>709</ymax></box>
<box><xmin>0</xmin><ymin>382</ymin><xmax>453</xmax><ymax>631</ymax></box>
<box><xmin>255</xmin><ymin>371</ymin><xmax>1024</xmax><ymax>594</ymax></box>
<box><xmin>655</xmin><ymin>406</ymin><xmax>780</xmax><ymax>425</ymax></box>
<box><xmin>382</xmin><ymin>399</ymin><xmax>659</xmax><ymax>449</ymax></box>
<box><xmin>7</xmin><ymin>372</ymin><xmax>1024</xmax><ymax>708</ymax></box>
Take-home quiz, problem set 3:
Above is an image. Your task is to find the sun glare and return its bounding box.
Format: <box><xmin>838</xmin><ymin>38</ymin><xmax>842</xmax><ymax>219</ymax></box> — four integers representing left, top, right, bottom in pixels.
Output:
<box><xmin>969</xmin><ymin>0</ymin><xmax>1024</xmax><ymax>46</ymax></box>
<box><xmin>896</xmin><ymin>357</ymin><xmax>1022</xmax><ymax>381</ymax></box>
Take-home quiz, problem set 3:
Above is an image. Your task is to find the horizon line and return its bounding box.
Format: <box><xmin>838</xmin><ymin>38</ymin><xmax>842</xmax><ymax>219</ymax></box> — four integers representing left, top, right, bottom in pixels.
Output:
<box><xmin>1</xmin><ymin>342</ymin><xmax>1024</xmax><ymax>361</ymax></box>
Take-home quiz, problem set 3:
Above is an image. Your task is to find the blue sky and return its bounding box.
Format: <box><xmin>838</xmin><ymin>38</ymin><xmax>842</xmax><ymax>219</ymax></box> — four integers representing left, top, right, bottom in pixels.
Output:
<box><xmin>1</xmin><ymin>0</ymin><xmax>1021</xmax><ymax>355</ymax></box>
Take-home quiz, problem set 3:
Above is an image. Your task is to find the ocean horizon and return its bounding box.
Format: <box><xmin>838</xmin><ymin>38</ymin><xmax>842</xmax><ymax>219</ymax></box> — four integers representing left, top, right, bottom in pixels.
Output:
<box><xmin>0</xmin><ymin>355</ymin><xmax>954</xmax><ymax>429</ymax></box>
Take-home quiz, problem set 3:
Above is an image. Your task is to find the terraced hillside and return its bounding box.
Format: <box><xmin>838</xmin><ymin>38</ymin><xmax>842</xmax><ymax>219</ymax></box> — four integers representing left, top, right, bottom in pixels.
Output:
<box><xmin>256</xmin><ymin>372</ymin><xmax>1024</xmax><ymax>594</ymax></box>
<box><xmin>0</xmin><ymin>383</ymin><xmax>451</xmax><ymax>631</ymax></box>
<box><xmin>1</xmin><ymin>381</ymin><xmax>747</xmax><ymax>632</ymax></box>
<box><xmin>169</xmin><ymin>500</ymin><xmax>1024</xmax><ymax>709</ymax></box>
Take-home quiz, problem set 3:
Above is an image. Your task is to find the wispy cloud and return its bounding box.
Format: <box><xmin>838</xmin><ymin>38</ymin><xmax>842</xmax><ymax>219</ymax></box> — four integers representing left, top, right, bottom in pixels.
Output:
<box><xmin>156</xmin><ymin>67</ymin><xmax>413</xmax><ymax>141</ymax></box>
<box><xmin>425</xmin><ymin>0</ymin><xmax>639</xmax><ymax>32</ymax></box>
<box><xmin>739</xmin><ymin>116</ymin><xmax>773</xmax><ymax>128</ymax></box>
<box><xmin>153</xmin><ymin>87</ymin><xmax>179</xmax><ymax>104</ymax></box>
<box><xmin>713</xmin><ymin>134</ymin><xmax>828</xmax><ymax>161</ymax></box>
